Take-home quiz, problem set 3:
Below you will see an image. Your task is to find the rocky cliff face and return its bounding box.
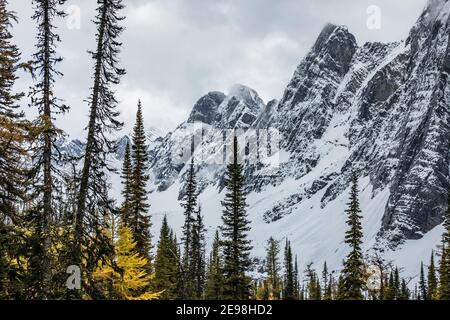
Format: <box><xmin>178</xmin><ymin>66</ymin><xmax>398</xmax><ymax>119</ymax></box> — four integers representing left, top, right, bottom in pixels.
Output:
<box><xmin>143</xmin><ymin>0</ymin><xmax>450</xmax><ymax>249</ymax></box>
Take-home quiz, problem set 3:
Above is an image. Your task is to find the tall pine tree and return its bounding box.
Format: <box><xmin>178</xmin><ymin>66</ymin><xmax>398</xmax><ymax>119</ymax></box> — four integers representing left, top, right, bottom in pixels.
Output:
<box><xmin>73</xmin><ymin>0</ymin><xmax>125</xmax><ymax>297</ymax></box>
<box><xmin>154</xmin><ymin>215</ymin><xmax>179</xmax><ymax>299</ymax></box>
<box><xmin>180</xmin><ymin>158</ymin><xmax>198</xmax><ymax>298</ymax></box>
<box><xmin>427</xmin><ymin>251</ymin><xmax>438</xmax><ymax>300</ymax></box>
<box><xmin>294</xmin><ymin>255</ymin><xmax>300</xmax><ymax>299</ymax></box>
<box><xmin>220</xmin><ymin>136</ymin><xmax>253</xmax><ymax>299</ymax></box>
<box><xmin>283</xmin><ymin>239</ymin><xmax>295</xmax><ymax>300</ymax></box>
<box><xmin>340</xmin><ymin>173</ymin><xmax>365</xmax><ymax>300</ymax></box>
<box><xmin>0</xmin><ymin>0</ymin><xmax>28</xmax><ymax>299</ymax></box>
<box><xmin>129</xmin><ymin>101</ymin><xmax>151</xmax><ymax>266</ymax></box>
<box><xmin>322</xmin><ymin>261</ymin><xmax>332</xmax><ymax>300</ymax></box>
<box><xmin>438</xmin><ymin>191</ymin><xmax>450</xmax><ymax>299</ymax></box>
<box><xmin>28</xmin><ymin>0</ymin><xmax>68</xmax><ymax>299</ymax></box>
<box><xmin>419</xmin><ymin>261</ymin><xmax>427</xmax><ymax>300</ymax></box>
<box><xmin>191</xmin><ymin>205</ymin><xmax>206</xmax><ymax>299</ymax></box>
<box><xmin>265</xmin><ymin>237</ymin><xmax>281</xmax><ymax>299</ymax></box>
<box><xmin>120</xmin><ymin>142</ymin><xmax>132</xmax><ymax>225</ymax></box>
<box><xmin>204</xmin><ymin>230</ymin><xmax>224</xmax><ymax>300</ymax></box>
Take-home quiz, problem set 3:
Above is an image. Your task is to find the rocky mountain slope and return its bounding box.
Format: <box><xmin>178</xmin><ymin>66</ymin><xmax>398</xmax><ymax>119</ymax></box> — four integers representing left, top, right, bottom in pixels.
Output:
<box><xmin>62</xmin><ymin>0</ymin><xmax>450</xmax><ymax>277</ymax></box>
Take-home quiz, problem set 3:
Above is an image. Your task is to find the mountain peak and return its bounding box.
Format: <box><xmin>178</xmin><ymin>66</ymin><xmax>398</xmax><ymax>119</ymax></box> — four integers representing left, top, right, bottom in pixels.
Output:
<box><xmin>412</xmin><ymin>0</ymin><xmax>450</xmax><ymax>27</ymax></box>
<box><xmin>187</xmin><ymin>91</ymin><xmax>226</xmax><ymax>124</ymax></box>
<box><xmin>217</xmin><ymin>84</ymin><xmax>265</xmax><ymax>128</ymax></box>
<box><xmin>424</xmin><ymin>0</ymin><xmax>450</xmax><ymax>18</ymax></box>
<box><xmin>313</xmin><ymin>23</ymin><xmax>356</xmax><ymax>53</ymax></box>
<box><xmin>226</xmin><ymin>84</ymin><xmax>264</xmax><ymax>109</ymax></box>
<box><xmin>228</xmin><ymin>83</ymin><xmax>258</xmax><ymax>99</ymax></box>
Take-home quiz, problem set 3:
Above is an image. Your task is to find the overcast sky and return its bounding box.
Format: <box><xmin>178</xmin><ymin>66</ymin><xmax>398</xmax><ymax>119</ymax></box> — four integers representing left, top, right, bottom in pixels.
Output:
<box><xmin>10</xmin><ymin>0</ymin><xmax>428</xmax><ymax>139</ymax></box>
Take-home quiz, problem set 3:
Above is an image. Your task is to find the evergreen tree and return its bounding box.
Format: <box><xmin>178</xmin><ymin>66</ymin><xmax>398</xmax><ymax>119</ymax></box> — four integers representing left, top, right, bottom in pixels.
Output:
<box><xmin>154</xmin><ymin>215</ymin><xmax>179</xmax><ymax>299</ymax></box>
<box><xmin>264</xmin><ymin>237</ymin><xmax>281</xmax><ymax>299</ymax></box>
<box><xmin>439</xmin><ymin>241</ymin><xmax>450</xmax><ymax>300</ymax></box>
<box><xmin>340</xmin><ymin>173</ymin><xmax>364</xmax><ymax>300</ymax></box>
<box><xmin>305</xmin><ymin>263</ymin><xmax>321</xmax><ymax>300</ymax></box>
<box><xmin>27</xmin><ymin>0</ymin><xmax>68</xmax><ymax>299</ymax></box>
<box><xmin>413</xmin><ymin>284</ymin><xmax>418</xmax><ymax>300</ymax></box>
<box><xmin>130</xmin><ymin>101</ymin><xmax>151</xmax><ymax>265</ymax></box>
<box><xmin>427</xmin><ymin>251</ymin><xmax>438</xmax><ymax>300</ymax></box>
<box><xmin>0</xmin><ymin>0</ymin><xmax>28</xmax><ymax>299</ymax></box>
<box><xmin>299</xmin><ymin>285</ymin><xmax>305</xmax><ymax>300</ymax></box>
<box><xmin>438</xmin><ymin>191</ymin><xmax>450</xmax><ymax>299</ymax></box>
<box><xmin>393</xmin><ymin>267</ymin><xmax>400</xmax><ymax>299</ymax></box>
<box><xmin>255</xmin><ymin>280</ymin><xmax>270</xmax><ymax>300</ymax></box>
<box><xmin>399</xmin><ymin>279</ymin><xmax>410</xmax><ymax>300</ymax></box>
<box><xmin>191</xmin><ymin>205</ymin><xmax>206</xmax><ymax>299</ymax></box>
<box><xmin>294</xmin><ymin>255</ymin><xmax>300</xmax><ymax>299</ymax></box>
<box><xmin>328</xmin><ymin>274</ymin><xmax>335</xmax><ymax>300</ymax></box>
<box><xmin>283</xmin><ymin>239</ymin><xmax>295</xmax><ymax>300</ymax></box>
<box><xmin>73</xmin><ymin>0</ymin><xmax>125</xmax><ymax>296</ymax></box>
<box><xmin>180</xmin><ymin>158</ymin><xmax>197</xmax><ymax>298</ymax></box>
<box><xmin>119</xmin><ymin>142</ymin><xmax>132</xmax><ymax>225</ymax></box>
<box><xmin>322</xmin><ymin>262</ymin><xmax>332</xmax><ymax>300</ymax></box>
<box><xmin>386</xmin><ymin>271</ymin><xmax>395</xmax><ymax>300</ymax></box>
<box><xmin>94</xmin><ymin>224</ymin><xmax>159</xmax><ymax>300</ymax></box>
<box><xmin>220</xmin><ymin>136</ymin><xmax>252</xmax><ymax>299</ymax></box>
<box><xmin>419</xmin><ymin>261</ymin><xmax>427</xmax><ymax>300</ymax></box>
<box><xmin>204</xmin><ymin>230</ymin><xmax>224</xmax><ymax>300</ymax></box>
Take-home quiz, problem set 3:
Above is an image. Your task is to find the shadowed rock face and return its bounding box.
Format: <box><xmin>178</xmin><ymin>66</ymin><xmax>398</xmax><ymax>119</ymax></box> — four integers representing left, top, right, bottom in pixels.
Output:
<box><xmin>187</xmin><ymin>91</ymin><xmax>226</xmax><ymax>125</ymax></box>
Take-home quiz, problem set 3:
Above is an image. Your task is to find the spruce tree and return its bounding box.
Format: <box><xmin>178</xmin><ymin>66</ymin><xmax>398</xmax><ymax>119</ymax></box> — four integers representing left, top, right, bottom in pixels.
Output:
<box><xmin>265</xmin><ymin>237</ymin><xmax>281</xmax><ymax>299</ymax></box>
<box><xmin>191</xmin><ymin>205</ymin><xmax>206</xmax><ymax>299</ymax></box>
<box><xmin>306</xmin><ymin>263</ymin><xmax>321</xmax><ymax>300</ymax></box>
<box><xmin>129</xmin><ymin>101</ymin><xmax>151</xmax><ymax>265</ymax></box>
<box><xmin>73</xmin><ymin>0</ymin><xmax>125</xmax><ymax>296</ymax></box>
<box><xmin>204</xmin><ymin>230</ymin><xmax>224</xmax><ymax>300</ymax></box>
<box><xmin>180</xmin><ymin>158</ymin><xmax>198</xmax><ymax>298</ymax></box>
<box><xmin>294</xmin><ymin>255</ymin><xmax>300</xmax><ymax>299</ymax></box>
<box><xmin>427</xmin><ymin>251</ymin><xmax>438</xmax><ymax>300</ymax></box>
<box><xmin>299</xmin><ymin>285</ymin><xmax>306</xmax><ymax>300</ymax></box>
<box><xmin>220</xmin><ymin>136</ymin><xmax>252</xmax><ymax>299</ymax></box>
<box><xmin>340</xmin><ymin>173</ymin><xmax>364</xmax><ymax>300</ymax></box>
<box><xmin>399</xmin><ymin>279</ymin><xmax>410</xmax><ymax>300</ymax></box>
<box><xmin>283</xmin><ymin>239</ymin><xmax>295</xmax><ymax>300</ymax></box>
<box><xmin>439</xmin><ymin>241</ymin><xmax>449</xmax><ymax>300</ymax></box>
<box><xmin>255</xmin><ymin>280</ymin><xmax>270</xmax><ymax>300</ymax></box>
<box><xmin>27</xmin><ymin>0</ymin><xmax>68</xmax><ymax>299</ymax></box>
<box><xmin>120</xmin><ymin>142</ymin><xmax>132</xmax><ymax>226</ymax></box>
<box><xmin>438</xmin><ymin>191</ymin><xmax>450</xmax><ymax>299</ymax></box>
<box><xmin>386</xmin><ymin>271</ymin><xmax>395</xmax><ymax>300</ymax></box>
<box><xmin>0</xmin><ymin>0</ymin><xmax>28</xmax><ymax>299</ymax></box>
<box><xmin>419</xmin><ymin>261</ymin><xmax>427</xmax><ymax>300</ymax></box>
<box><xmin>154</xmin><ymin>215</ymin><xmax>179</xmax><ymax>299</ymax></box>
<box><xmin>322</xmin><ymin>262</ymin><xmax>332</xmax><ymax>300</ymax></box>
<box><xmin>0</xmin><ymin>223</ymin><xmax>10</xmax><ymax>299</ymax></box>
<box><xmin>393</xmin><ymin>267</ymin><xmax>400</xmax><ymax>299</ymax></box>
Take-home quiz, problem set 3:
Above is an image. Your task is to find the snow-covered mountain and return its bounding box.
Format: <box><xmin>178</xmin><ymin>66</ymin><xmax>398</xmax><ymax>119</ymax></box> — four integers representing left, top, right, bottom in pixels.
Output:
<box><xmin>146</xmin><ymin>0</ymin><xmax>450</xmax><ymax>279</ymax></box>
<box><xmin>62</xmin><ymin>0</ymin><xmax>450</xmax><ymax>280</ymax></box>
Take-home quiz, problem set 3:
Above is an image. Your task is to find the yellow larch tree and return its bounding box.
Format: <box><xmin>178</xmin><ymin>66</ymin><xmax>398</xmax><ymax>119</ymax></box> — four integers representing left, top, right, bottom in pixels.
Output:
<box><xmin>94</xmin><ymin>224</ymin><xmax>160</xmax><ymax>300</ymax></box>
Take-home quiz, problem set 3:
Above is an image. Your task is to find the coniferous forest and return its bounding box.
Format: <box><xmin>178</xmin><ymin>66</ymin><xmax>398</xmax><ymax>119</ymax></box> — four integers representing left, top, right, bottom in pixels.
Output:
<box><xmin>1</xmin><ymin>0</ymin><xmax>450</xmax><ymax>302</ymax></box>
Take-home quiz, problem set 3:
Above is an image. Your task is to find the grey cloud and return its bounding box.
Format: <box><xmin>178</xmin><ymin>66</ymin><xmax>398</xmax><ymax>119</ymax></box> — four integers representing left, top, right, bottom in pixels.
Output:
<box><xmin>9</xmin><ymin>0</ymin><xmax>427</xmax><ymax>138</ymax></box>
